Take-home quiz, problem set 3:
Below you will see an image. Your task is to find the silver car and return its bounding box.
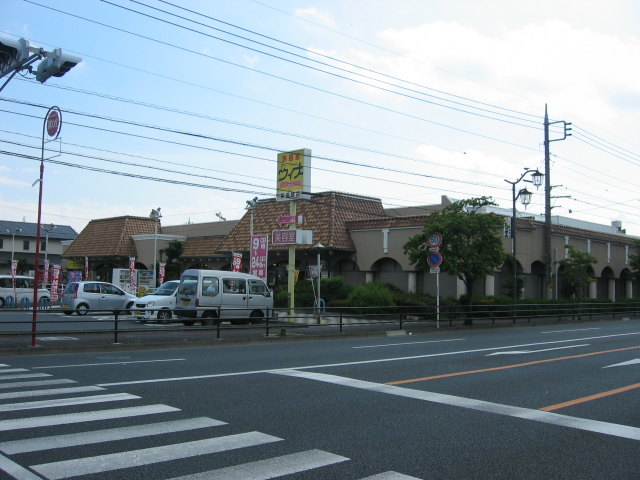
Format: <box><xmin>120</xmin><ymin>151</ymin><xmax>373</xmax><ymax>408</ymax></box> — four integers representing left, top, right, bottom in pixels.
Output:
<box><xmin>61</xmin><ymin>281</ymin><xmax>137</xmax><ymax>316</ymax></box>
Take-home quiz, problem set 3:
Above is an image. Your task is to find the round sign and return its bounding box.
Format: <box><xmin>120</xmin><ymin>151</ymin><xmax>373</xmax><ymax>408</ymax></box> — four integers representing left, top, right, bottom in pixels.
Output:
<box><xmin>427</xmin><ymin>252</ymin><xmax>443</xmax><ymax>268</ymax></box>
<box><xmin>427</xmin><ymin>232</ymin><xmax>442</xmax><ymax>247</ymax></box>
<box><xmin>45</xmin><ymin>107</ymin><xmax>62</xmax><ymax>139</ymax></box>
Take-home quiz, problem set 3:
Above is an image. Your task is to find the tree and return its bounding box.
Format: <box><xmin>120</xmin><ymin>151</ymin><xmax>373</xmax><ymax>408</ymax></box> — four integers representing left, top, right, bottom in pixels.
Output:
<box><xmin>16</xmin><ymin>258</ymin><xmax>34</xmax><ymax>275</ymax></box>
<box><xmin>163</xmin><ymin>240</ymin><xmax>184</xmax><ymax>280</ymax></box>
<box><xmin>403</xmin><ymin>197</ymin><xmax>507</xmax><ymax>325</ymax></box>
<box><xmin>557</xmin><ymin>245</ymin><xmax>597</xmax><ymax>301</ymax></box>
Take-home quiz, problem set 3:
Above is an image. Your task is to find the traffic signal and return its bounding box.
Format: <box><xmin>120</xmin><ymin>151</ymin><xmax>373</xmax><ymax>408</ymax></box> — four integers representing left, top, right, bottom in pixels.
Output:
<box><xmin>35</xmin><ymin>48</ymin><xmax>82</xmax><ymax>83</ymax></box>
<box><xmin>0</xmin><ymin>37</ymin><xmax>31</xmax><ymax>77</ymax></box>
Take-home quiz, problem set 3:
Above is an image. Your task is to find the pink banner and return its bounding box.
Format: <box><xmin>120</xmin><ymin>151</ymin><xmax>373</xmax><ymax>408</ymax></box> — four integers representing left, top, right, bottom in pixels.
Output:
<box><xmin>44</xmin><ymin>259</ymin><xmax>50</xmax><ymax>285</ymax></box>
<box><xmin>84</xmin><ymin>256</ymin><xmax>89</xmax><ymax>280</ymax></box>
<box><xmin>11</xmin><ymin>260</ymin><xmax>17</xmax><ymax>302</ymax></box>
<box><xmin>159</xmin><ymin>263</ymin><xmax>166</xmax><ymax>285</ymax></box>
<box><xmin>51</xmin><ymin>265</ymin><xmax>61</xmax><ymax>301</ymax></box>
<box><xmin>232</xmin><ymin>252</ymin><xmax>242</xmax><ymax>272</ymax></box>
<box><xmin>250</xmin><ymin>234</ymin><xmax>269</xmax><ymax>281</ymax></box>
<box><xmin>129</xmin><ymin>257</ymin><xmax>136</xmax><ymax>292</ymax></box>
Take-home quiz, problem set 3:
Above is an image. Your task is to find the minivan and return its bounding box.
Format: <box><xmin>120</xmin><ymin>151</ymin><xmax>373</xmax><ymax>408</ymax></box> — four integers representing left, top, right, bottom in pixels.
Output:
<box><xmin>175</xmin><ymin>269</ymin><xmax>274</xmax><ymax>326</ymax></box>
<box><xmin>61</xmin><ymin>281</ymin><xmax>137</xmax><ymax>316</ymax></box>
<box><xmin>0</xmin><ymin>275</ymin><xmax>50</xmax><ymax>308</ymax></box>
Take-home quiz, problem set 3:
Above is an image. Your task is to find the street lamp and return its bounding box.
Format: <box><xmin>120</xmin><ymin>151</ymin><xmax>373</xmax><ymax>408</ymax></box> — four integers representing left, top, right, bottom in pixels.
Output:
<box><xmin>504</xmin><ymin>168</ymin><xmax>544</xmax><ymax>320</ymax></box>
<box><xmin>5</xmin><ymin>228</ymin><xmax>22</xmax><ymax>261</ymax></box>
<box><xmin>149</xmin><ymin>208</ymin><xmax>161</xmax><ymax>288</ymax></box>
<box><xmin>314</xmin><ymin>242</ymin><xmax>325</xmax><ymax>322</ymax></box>
<box><xmin>42</xmin><ymin>223</ymin><xmax>56</xmax><ymax>264</ymax></box>
<box><xmin>246</xmin><ymin>197</ymin><xmax>259</xmax><ymax>239</ymax></box>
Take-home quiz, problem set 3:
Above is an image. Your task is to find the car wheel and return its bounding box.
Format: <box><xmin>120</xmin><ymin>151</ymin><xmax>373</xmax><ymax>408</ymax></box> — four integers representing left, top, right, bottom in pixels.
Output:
<box><xmin>158</xmin><ymin>309</ymin><xmax>172</xmax><ymax>321</ymax></box>
<box><xmin>63</xmin><ymin>310</ymin><xmax>73</xmax><ymax>315</ymax></box>
<box><xmin>182</xmin><ymin>320</ymin><xmax>196</xmax><ymax>326</ymax></box>
<box><xmin>250</xmin><ymin>310</ymin><xmax>264</xmax><ymax>324</ymax></box>
<box><xmin>125</xmin><ymin>302</ymin><xmax>134</xmax><ymax>315</ymax></box>
<box><xmin>76</xmin><ymin>304</ymin><xmax>89</xmax><ymax>316</ymax></box>
<box><xmin>200</xmin><ymin>312</ymin><xmax>218</xmax><ymax>326</ymax></box>
<box><xmin>0</xmin><ymin>297</ymin><xmax>4</xmax><ymax>308</ymax></box>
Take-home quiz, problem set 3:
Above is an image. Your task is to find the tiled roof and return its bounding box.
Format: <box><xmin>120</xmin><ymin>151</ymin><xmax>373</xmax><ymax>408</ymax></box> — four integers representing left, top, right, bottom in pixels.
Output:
<box><xmin>219</xmin><ymin>192</ymin><xmax>385</xmax><ymax>252</ymax></box>
<box><xmin>63</xmin><ymin>216</ymin><xmax>158</xmax><ymax>258</ymax></box>
<box><xmin>182</xmin><ymin>236</ymin><xmax>226</xmax><ymax>257</ymax></box>
<box><xmin>551</xmin><ymin>223</ymin><xmax>637</xmax><ymax>245</ymax></box>
<box><xmin>347</xmin><ymin>215</ymin><xmax>427</xmax><ymax>230</ymax></box>
<box><xmin>0</xmin><ymin>220</ymin><xmax>77</xmax><ymax>240</ymax></box>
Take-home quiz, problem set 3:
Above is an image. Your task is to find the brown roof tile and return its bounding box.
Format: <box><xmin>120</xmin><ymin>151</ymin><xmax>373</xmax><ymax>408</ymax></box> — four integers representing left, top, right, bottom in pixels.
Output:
<box><xmin>63</xmin><ymin>216</ymin><xmax>158</xmax><ymax>258</ymax></box>
<box><xmin>182</xmin><ymin>237</ymin><xmax>226</xmax><ymax>257</ymax></box>
<box><xmin>219</xmin><ymin>192</ymin><xmax>385</xmax><ymax>252</ymax></box>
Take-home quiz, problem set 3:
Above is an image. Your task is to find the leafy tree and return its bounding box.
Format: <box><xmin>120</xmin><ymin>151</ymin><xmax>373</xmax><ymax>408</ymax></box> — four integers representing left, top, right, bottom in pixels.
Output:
<box><xmin>628</xmin><ymin>239</ymin><xmax>640</xmax><ymax>283</ymax></box>
<box><xmin>163</xmin><ymin>240</ymin><xmax>184</xmax><ymax>280</ymax></box>
<box><xmin>556</xmin><ymin>245</ymin><xmax>597</xmax><ymax>301</ymax></box>
<box><xmin>403</xmin><ymin>197</ymin><xmax>507</xmax><ymax>325</ymax></box>
<box><xmin>16</xmin><ymin>258</ymin><xmax>34</xmax><ymax>275</ymax></box>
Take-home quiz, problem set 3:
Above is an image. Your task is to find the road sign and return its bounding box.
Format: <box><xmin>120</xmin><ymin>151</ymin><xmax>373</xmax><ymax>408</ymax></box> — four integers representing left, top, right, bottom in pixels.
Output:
<box><xmin>427</xmin><ymin>233</ymin><xmax>442</xmax><ymax>247</ymax></box>
<box><xmin>277</xmin><ymin>214</ymin><xmax>305</xmax><ymax>226</ymax></box>
<box><xmin>427</xmin><ymin>252</ymin><xmax>443</xmax><ymax>268</ymax></box>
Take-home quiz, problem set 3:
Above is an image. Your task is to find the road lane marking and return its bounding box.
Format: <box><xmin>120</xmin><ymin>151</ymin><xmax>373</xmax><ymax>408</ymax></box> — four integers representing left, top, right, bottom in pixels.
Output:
<box><xmin>486</xmin><ymin>344</ymin><xmax>589</xmax><ymax>355</ymax></box>
<box><xmin>273</xmin><ymin>370</ymin><xmax>640</xmax><ymax>442</ymax></box>
<box><xmin>32</xmin><ymin>358</ymin><xmax>186</xmax><ymax>369</ymax></box>
<box><xmin>0</xmin><ymin>373</ymin><xmax>51</xmax><ymax>381</ymax></box>
<box><xmin>0</xmin><ymin>404</ymin><xmax>180</xmax><ymax>431</ymax></box>
<box><xmin>540</xmin><ymin>383</ymin><xmax>640</xmax><ymax>411</ymax></box>
<box><xmin>386</xmin><ymin>345</ymin><xmax>640</xmax><ymax>385</ymax></box>
<box><xmin>604</xmin><ymin>358</ymin><xmax>640</xmax><ymax>368</ymax></box>
<box><xmin>0</xmin><ymin>368</ymin><xmax>29</xmax><ymax>373</ymax></box>
<box><xmin>0</xmin><ymin>379</ymin><xmax>76</xmax><ymax>390</ymax></box>
<box><xmin>165</xmin><ymin>449</ymin><xmax>349</xmax><ymax>480</ymax></box>
<box><xmin>98</xmin><ymin>332</ymin><xmax>640</xmax><ymax>387</ymax></box>
<box><xmin>353</xmin><ymin>339</ymin><xmax>464</xmax><ymax>349</ymax></box>
<box><xmin>0</xmin><ymin>417</ymin><xmax>226</xmax><ymax>454</ymax></box>
<box><xmin>30</xmin><ymin>432</ymin><xmax>283</xmax><ymax>479</ymax></box>
<box><xmin>541</xmin><ymin>328</ymin><xmax>600</xmax><ymax>334</ymax></box>
<box><xmin>0</xmin><ymin>386</ymin><xmax>105</xmax><ymax>400</ymax></box>
<box><xmin>0</xmin><ymin>393</ymin><xmax>140</xmax><ymax>412</ymax></box>
<box><xmin>0</xmin><ymin>454</ymin><xmax>42</xmax><ymax>480</ymax></box>
<box><xmin>361</xmin><ymin>473</ymin><xmax>423</xmax><ymax>479</ymax></box>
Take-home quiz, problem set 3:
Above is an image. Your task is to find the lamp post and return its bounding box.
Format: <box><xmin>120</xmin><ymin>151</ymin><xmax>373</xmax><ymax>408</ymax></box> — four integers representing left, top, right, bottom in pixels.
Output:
<box><xmin>314</xmin><ymin>243</ymin><xmax>324</xmax><ymax>322</ymax></box>
<box><xmin>42</xmin><ymin>223</ymin><xmax>56</xmax><ymax>264</ymax></box>
<box><xmin>149</xmin><ymin>208</ymin><xmax>161</xmax><ymax>288</ymax></box>
<box><xmin>6</xmin><ymin>228</ymin><xmax>22</xmax><ymax>261</ymax></box>
<box><xmin>504</xmin><ymin>168</ymin><xmax>543</xmax><ymax>321</ymax></box>
<box><xmin>246</xmin><ymin>197</ymin><xmax>259</xmax><ymax>239</ymax></box>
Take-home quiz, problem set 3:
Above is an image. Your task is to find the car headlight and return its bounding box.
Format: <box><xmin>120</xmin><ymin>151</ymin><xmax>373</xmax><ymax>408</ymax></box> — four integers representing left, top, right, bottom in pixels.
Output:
<box><xmin>147</xmin><ymin>301</ymin><xmax>155</xmax><ymax>307</ymax></box>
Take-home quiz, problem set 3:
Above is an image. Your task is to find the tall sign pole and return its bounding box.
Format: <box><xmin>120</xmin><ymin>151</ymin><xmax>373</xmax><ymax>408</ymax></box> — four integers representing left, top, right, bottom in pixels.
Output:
<box><xmin>276</xmin><ymin>148</ymin><xmax>312</xmax><ymax>321</ymax></box>
<box><xmin>32</xmin><ymin>106</ymin><xmax>61</xmax><ymax>347</ymax></box>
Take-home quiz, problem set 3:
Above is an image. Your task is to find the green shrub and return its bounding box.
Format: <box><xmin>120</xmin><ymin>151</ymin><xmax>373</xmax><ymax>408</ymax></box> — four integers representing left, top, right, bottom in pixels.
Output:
<box><xmin>346</xmin><ymin>281</ymin><xmax>396</xmax><ymax>314</ymax></box>
<box><xmin>319</xmin><ymin>276</ymin><xmax>353</xmax><ymax>303</ymax></box>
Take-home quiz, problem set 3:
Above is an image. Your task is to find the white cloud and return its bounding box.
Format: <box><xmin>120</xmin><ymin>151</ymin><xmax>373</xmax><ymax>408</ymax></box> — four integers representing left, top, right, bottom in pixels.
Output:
<box><xmin>294</xmin><ymin>7</ymin><xmax>336</xmax><ymax>28</ymax></box>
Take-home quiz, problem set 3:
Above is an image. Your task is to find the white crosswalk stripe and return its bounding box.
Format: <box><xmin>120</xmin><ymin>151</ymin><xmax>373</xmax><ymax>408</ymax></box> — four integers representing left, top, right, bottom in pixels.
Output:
<box><xmin>0</xmin><ymin>379</ymin><xmax>76</xmax><ymax>389</ymax></box>
<box><xmin>0</xmin><ymin>373</ymin><xmax>51</xmax><ymax>380</ymax></box>
<box><xmin>30</xmin><ymin>432</ymin><xmax>283</xmax><ymax>479</ymax></box>
<box><xmin>0</xmin><ymin>386</ymin><xmax>105</xmax><ymax>400</ymax></box>
<box><xmin>0</xmin><ymin>417</ymin><xmax>226</xmax><ymax>454</ymax></box>
<box><xmin>165</xmin><ymin>449</ymin><xmax>349</xmax><ymax>480</ymax></box>
<box><xmin>0</xmin><ymin>393</ymin><xmax>140</xmax><ymax>412</ymax></box>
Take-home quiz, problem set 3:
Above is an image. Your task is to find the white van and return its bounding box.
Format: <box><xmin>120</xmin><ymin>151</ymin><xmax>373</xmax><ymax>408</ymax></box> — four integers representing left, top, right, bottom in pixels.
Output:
<box><xmin>0</xmin><ymin>275</ymin><xmax>50</xmax><ymax>308</ymax></box>
<box><xmin>175</xmin><ymin>269</ymin><xmax>274</xmax><ymax>326</ymax></box>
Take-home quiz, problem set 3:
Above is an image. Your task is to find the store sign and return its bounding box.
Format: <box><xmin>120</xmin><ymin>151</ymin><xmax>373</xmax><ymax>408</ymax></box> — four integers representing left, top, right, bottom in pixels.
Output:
<box><xmin>276</xmin><ymin>148</ymin><xmax>312</xmax><ymax>201</ymax></box>
<box><xmin>250</xmin><ymin>235</ymin><xmax>269</xmax><ymax>280</ymax></box>
<box><xmin>232</xmin><ymin>252</ymin><xmax>243</xmax><ymax>272</ymax></box>
<box><xmin>272</xmin><ymin>229</ymin><xmax>313</xmax><ymax>245</ymax></box>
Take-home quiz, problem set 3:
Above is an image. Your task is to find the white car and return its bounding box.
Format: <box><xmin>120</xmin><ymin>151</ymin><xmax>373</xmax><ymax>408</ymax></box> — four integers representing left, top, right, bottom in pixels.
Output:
<box><xmin>134</xmin><ymin>280</ymin><xmax>179</xmax><ymax>322</ymax></box>
<box><xmin>0</xmin><ymin>275</ymin><xmax>50</xmax><ymax>308</ymax></box>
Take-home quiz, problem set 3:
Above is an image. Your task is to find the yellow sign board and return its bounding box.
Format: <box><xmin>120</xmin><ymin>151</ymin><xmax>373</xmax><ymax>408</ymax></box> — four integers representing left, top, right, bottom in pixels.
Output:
<box><xmin>276</xmin><ymin>148</ymin><xmax>311</xmax><ymax>201</ymax></box>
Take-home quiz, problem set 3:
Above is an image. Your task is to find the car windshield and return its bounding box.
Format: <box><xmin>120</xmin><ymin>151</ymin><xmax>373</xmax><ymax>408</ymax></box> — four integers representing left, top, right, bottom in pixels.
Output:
<box><xmin>153</xmin><ymin>283</ymin><xmax>178</xmax><ymax>296</ymax></box>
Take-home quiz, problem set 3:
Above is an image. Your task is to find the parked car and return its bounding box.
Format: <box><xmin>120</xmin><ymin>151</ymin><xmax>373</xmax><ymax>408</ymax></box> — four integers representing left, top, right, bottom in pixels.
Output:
<box><xmin>133</xmin><ymin>280</ymin><xmax>179</xmax><ymax>322</ymax></box>
<box><xmin>0</xmin><ymin>275</ymin><xmax>50</xmax><ymax>308</ymax></box>
<box><xmin>61</xmin><ymin>281</ymin><xmax>137</xmax><ymax>316</ymax></box>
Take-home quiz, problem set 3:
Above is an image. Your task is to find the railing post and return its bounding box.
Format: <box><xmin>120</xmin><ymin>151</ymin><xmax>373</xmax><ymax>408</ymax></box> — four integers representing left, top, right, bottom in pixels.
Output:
<box><xmin>339</xmin><ymin>311</ymin><xmax>343</xmax><ymax>334</ymax></box>
<box><xmin>216</xmin><ymin>322</ymin><xmax>220</xmax><ymax>340</ymax></box>
<box><xmin>114</xmin><ymin>311</ymin><xmax>119</xmax><ymax>344</ymax></box>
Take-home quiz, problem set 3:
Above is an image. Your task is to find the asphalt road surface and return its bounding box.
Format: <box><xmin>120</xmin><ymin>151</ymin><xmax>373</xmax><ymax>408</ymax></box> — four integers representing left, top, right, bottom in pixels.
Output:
<box><xmin>0</xmin><ymin>318</ymin><xmax>638</xmax><ymax>479</ymax></box>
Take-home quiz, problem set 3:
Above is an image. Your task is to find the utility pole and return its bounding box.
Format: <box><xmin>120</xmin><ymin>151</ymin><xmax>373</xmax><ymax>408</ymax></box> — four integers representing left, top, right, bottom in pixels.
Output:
<box><xmin>543</xmin><ymin>104</ymin><xmax>572</xmax><ymax>299</ymax></box>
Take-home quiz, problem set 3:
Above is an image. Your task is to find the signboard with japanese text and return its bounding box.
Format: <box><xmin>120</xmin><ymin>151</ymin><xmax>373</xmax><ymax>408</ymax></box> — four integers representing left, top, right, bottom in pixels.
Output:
<box><xmin>232</xmin><ymin>252</ymin><xmax>243</xmax><ymax>272</ymax></box>
<box><xmin>276</xmin><ymin>148</ymin><xmax>311</xmax><ymax>201</ymax></box>
<box><xmin>129</xmin><ymin>257</ymin><xmax>136</xmax><ymax>292</ymax></box>
<box><xmin>51</xmin><ymin>265</ymin><xmax>61</xmax><ymax>301</ymax></box>
<box><xmin>159</xmin><ymin>263</ymin><xmax>166</xmax><ymax>285</ymax></box>
<box><xmin>250</xmin><ymin>234</ymin><xmax>269</xmax><ymax>281</ymax></box>
<box><xmin>84</xmin><ymin>256</ymin><xmax>89</xmax><ymax>280</ymax></box>
<box><xmin>272</xmin><ymin>229</ymin><xmax>313</xmax><ymax>245</ymax></box>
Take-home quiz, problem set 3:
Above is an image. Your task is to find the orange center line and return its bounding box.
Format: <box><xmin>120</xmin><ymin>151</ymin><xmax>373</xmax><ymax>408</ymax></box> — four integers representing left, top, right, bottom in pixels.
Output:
<box><xmin>540</xmin><ymin>383</ymin><xmax>640</xmax><ymax>411</ymax></box>
<box><xmin>385</xmin><ymin>345</ymin><xmax>640</xmax><ymax>385</ymax></box>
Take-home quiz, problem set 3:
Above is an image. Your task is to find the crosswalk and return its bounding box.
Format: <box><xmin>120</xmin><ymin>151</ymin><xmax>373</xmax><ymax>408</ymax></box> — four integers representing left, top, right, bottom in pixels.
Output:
<box><xmin>0</xmin><ymin>363</ymin><xmax>423</xmax><ymax>480</ymax></box>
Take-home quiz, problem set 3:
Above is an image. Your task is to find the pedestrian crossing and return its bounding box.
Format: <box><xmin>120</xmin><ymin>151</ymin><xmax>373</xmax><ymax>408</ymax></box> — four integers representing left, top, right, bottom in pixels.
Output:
<box><xmin>0</xmin><ymin>363</ymin><xmax>423</xmax><ymax>479</ymax></box>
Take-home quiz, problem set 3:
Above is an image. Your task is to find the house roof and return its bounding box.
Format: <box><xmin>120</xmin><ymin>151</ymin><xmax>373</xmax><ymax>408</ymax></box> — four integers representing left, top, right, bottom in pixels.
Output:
<box><xmin>63</xmin><ymin>216</ymin><xmax>158</xmax><ymax>258</ymax></box>
<box><xmin>219</xmin><ymin>192</ymin><xmax>385</xmax><ymax>252</ymax></box>
<box><xmin>182</xmin><ymin>236</ymin><xmax>226</xmax><ymax>257</ymax></box>
<box><xmin>0</xmin><ymin>220</ymin><xmax>77</xmax><ymax>240</ymax></box>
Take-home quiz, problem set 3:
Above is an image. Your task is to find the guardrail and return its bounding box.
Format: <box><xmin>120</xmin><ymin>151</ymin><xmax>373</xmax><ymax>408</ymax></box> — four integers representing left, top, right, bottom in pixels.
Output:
<box><xmin>0</xmin><ymin>302</ymin><xmax>638</xmax><ymax>349</ymax></box>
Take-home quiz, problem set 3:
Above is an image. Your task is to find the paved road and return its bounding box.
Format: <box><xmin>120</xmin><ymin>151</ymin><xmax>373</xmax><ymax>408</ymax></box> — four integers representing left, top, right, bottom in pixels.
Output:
<box><xmin>0</xmin><ymin>319</ymin><xmax>638</xmax><ymax>479</ymax></box>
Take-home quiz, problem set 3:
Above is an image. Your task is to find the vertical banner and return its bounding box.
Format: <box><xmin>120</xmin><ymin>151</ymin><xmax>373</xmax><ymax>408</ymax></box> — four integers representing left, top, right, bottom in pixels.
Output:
<box><xmin>276</xmin><ymin>148</ymin><xmax>312</xmax><ymax>201</ymax></box>
<box><xmin>51</xmin><ymin>265</ymin><xmax>61</xmax><ymax>301</ymax></box>
<box><xmin>159</xmin><ymin>263</ymin><xmax>166</xmax><ymax>285</ymax></box>
<box><xmin>11</xmin><ymin>259</ymin><xmax>17</xmax><ymax>302</ymax></box>
<box><xmin>250</xmin><ymin>234</ymin><xmax>269</xmax><ymax>281</ymax></box>
<box><xmin>232</xmin><ymin>252</ymin><xmax>243</xmax><ymax>272</ymax></box>
<box><xmin>84</xmin><ymin>256</ymin><xmax>89</xmax><ymax>280</ymax></box>
<box><xmin>129</xmin><ymin>257</ymin><xmax>136</xmax><ymax>293</ymax></box>
<box><xmin>43</xmin><ymin>259</ymin><xmax>50</xmax><ymax>285</ymax></box>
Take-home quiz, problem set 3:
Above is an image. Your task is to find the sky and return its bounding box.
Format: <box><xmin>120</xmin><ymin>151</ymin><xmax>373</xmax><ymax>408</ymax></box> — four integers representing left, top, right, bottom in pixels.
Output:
<box><xmin>2</xmin><ymin>0</ymin><xmax>640</xmax><ymax>237</ymax></box>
